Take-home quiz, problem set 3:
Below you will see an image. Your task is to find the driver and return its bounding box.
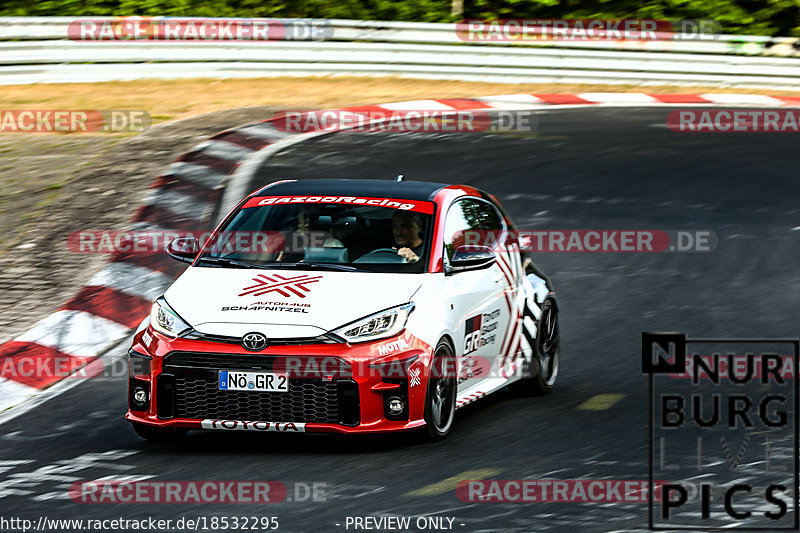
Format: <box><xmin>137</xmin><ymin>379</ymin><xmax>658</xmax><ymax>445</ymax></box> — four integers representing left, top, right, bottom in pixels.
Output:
<box><xmin>391</xmin><ymin>210</ymin><xmax>425</xmax><ymax>263</ymax></box>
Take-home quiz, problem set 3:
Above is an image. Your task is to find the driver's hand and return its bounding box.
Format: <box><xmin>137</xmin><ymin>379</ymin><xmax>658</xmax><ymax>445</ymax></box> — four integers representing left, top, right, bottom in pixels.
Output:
<box><xmin>396</xmin><ymin>247</ymin><xmax>419</xmax><ymax>263</ymax></box>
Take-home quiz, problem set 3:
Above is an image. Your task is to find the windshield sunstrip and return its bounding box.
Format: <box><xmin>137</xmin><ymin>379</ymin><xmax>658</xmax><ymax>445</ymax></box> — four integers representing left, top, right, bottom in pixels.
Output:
<box><xmin>243</xmin><ymin>195</ymin><xmax>434</xmax><ymax>214</ymax></box>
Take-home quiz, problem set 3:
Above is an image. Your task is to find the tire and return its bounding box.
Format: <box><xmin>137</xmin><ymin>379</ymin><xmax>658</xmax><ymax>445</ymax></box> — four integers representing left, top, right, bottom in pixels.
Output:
<box><xmin>525</xmin><ymin>298</ymin><xmax>560</xmax><ymax>395</ymax></box>
<box><xmin>423</xmin><ymin>340</ymin><xmax>457</xmax><ymax>441</ymax></box>
<box><xmin>132</xmin><ymin>422</ymin><xmax>188</xmax><ymax>442</ymax></box>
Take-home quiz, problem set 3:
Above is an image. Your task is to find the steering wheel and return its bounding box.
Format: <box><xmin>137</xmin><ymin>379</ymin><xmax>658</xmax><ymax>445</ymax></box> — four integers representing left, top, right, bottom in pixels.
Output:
<box><xmin>354</xmin><ymin>248</ymin><xmax>408</xmax><ymax>264</ymax></box>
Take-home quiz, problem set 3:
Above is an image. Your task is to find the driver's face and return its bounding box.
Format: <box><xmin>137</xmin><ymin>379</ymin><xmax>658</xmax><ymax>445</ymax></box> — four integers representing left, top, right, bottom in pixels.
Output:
<box><xmin>392</xmin><ymin>215</ymin><xmax>420</xmax><ymax>247</ymax></box>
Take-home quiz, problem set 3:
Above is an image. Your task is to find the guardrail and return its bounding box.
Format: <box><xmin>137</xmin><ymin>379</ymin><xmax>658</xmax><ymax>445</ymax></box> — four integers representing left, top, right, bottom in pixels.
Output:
<box><xmin>1</xmin><ymin>17</ymin><xmax>799</xmax><ymax>88</ymax></box>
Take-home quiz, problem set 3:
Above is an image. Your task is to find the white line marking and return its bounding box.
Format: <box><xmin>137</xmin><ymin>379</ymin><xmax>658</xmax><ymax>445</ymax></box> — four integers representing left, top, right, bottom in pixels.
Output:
<box><xmin>379</xmin><ymin>100</ymin><xmax>456</xmax><ymax>111</ymax></box>
<box><xmin>700</xmin><ymin>93</ymin><xmax>785</xmax><ymax>106</ymax></box>
<box><xmin>239</xmin><ymin>123</ymin><xmax>294</xmax><ymax>142</ymax></box>
<box><xmin>165</xmin><ymin>161</ymin><xmax>227</xmax><ymax>188</ymax></box>
<box><xmin>0</xmin><ymin>340</ymin><xmax>131</xmax><ymax>426</ymax></box>
<box><xmin>0</xmin><ymin>379</ymin><xmax>39</xmax><ymax>414</ymax></box>
<box><xmin>15</xmin><ymin>310</ymin><xmax>130</xmax><ymax>356</ymax></box>
<box><xmin>478</xmin><ymin>94</ymin><xmax>544</xmax><ymax>108</ymax></box>
<box><xmin>578</xmin><ymin>92</ymin><xmax>659</xmax><ymax>104</ymax></box>
<box><xmin>144</xmin><ymin>188</ymin><xmax>209</xmax><ymax>216</ymax></box>
<box><xmin>88</xmin><ymin>262</ymin><xmax>173</xmax><ymax>301</ymax></box>
<box><xmin>128</xmin><ymin>221</ymin><xmax>171</xmax><ymax>232</ymax></box>
<box><xmin>195</xmin><ymin>140</ymin><xmax>254</xmax><ymax>161</ymax></box>
<box><xmin>218</xmin><ymin>128</ymin><xmax>338</xmax><ymax>220</ymax></box>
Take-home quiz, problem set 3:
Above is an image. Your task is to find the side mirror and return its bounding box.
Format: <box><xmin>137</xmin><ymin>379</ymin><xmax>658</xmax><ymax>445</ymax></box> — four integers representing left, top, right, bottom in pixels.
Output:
<box><xmin>167</xmin><ymin>237</ymin><xmax>199</xmax><ymax>263</ymax></box>
<box><xmin>446</xmin><ymin>245</ymin><xmax>496</xmax><ymax>274</ymax></box>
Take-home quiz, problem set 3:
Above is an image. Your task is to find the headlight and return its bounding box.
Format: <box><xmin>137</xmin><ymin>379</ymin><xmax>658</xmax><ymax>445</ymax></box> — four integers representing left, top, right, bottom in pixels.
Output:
<box><xmin>332</xmin><ymin>303</ymin><xmax>415</xmax><ymax>343</ymax></box>
<box><xmin>149</xmin><ymin>297</ymin><xmax>191</xmax><ymax>337</ymax></box>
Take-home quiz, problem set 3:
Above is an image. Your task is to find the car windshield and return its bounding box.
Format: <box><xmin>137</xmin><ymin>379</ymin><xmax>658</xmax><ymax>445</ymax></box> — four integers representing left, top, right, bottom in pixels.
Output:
<box><xmin>196</xmin><ymin>196</ymin><xmax>435</xmax><ymax>273</ymax></box>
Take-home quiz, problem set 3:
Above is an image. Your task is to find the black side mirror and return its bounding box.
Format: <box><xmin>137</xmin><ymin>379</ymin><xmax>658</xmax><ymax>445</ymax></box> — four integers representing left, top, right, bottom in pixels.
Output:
<box><xmin>446</xmin><ymin>245</ymin><xmax>496</xmax><ymax>274</ymax></box>
<box><xmin>167</xmin><ymin>237</ymin><xmax>199</xmax><ymax>263</ymax></box>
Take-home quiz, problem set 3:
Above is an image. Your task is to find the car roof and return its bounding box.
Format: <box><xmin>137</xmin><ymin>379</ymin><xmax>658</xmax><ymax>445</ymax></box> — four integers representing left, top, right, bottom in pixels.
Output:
<box><xmin>254</xmin><ymin>179</ymin><xmax>452</xmax><ymax>202</ymax></box>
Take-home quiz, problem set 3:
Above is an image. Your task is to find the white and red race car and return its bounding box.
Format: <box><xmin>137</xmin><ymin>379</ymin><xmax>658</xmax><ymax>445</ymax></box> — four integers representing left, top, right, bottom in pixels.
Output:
<box><xmin>126</xmin><ymin>179</ymin><xmax>559</xmax><ymax>440</ymax></box>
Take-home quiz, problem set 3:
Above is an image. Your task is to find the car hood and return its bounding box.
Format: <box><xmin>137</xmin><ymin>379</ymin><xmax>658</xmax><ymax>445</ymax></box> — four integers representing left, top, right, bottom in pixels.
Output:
<box><xmin>164</xmin><ymin>267</ymin><xmax>423</xmax><ymax>338</ymax></box>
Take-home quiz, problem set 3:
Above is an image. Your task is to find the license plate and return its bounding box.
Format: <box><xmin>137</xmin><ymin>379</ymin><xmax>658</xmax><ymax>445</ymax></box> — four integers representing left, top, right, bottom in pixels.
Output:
<box><xmin>218</xmin><ymin>370</ymin><xmax>288</xmax><ymax>392</ymax></box>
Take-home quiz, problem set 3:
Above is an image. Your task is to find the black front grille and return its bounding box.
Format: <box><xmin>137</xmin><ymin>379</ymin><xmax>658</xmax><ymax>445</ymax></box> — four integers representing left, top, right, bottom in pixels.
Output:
<box><xmin>162</xmin><ymin>352</ymin><xmax>359</xmax><ymax>425</ymax></box>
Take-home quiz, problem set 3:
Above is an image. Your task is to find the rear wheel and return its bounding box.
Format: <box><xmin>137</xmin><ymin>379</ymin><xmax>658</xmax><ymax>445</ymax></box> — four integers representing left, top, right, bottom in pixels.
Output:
<box><xmin>132</xmin><ymin>422</ymin><xmax>188</xmax><ymax>442</ymax></box>
<box><xmin>423</xmin><ymin>340</ymin><xmax>457</xmax><ymax>441</ymax></box>
<box><xmin>531</xmin><ymin>300</ymin><xmax>561</xmax><ymax>394</ymax></box>
<box><xmin>524</xmin><ymin>299</ymin><xmax>560</xmax><ymax>395</ymax></box>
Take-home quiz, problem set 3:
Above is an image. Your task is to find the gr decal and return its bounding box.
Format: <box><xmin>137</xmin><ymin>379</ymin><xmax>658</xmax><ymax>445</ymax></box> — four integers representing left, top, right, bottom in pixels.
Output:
<box><xmin>463</xmin><ymin>309</ymin><xmax>500</xmax><ymax>354</ymax></box>
<box><xmin>200</xmin><ymin>420</ymin><xmax>305</xmax><ymax>432</ymax></box>
<box><xmin>464</xmin><ymin>314</ymin><xmax>482</xmax><ymax>355</ymax></box>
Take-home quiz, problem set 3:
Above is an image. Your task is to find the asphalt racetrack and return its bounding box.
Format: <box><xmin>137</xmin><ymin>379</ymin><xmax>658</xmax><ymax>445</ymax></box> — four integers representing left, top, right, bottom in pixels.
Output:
<box><xmin>1</xmin><ymin>107</ymin><xmax>798</xmax><ymax>532</ymax></box>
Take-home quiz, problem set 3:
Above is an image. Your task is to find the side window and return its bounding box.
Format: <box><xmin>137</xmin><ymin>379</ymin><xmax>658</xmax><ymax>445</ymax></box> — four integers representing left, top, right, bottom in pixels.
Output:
<box><xmin>477</xmin><ymin>202</ymin><xmax>503</xmax><ymax>231</ymax></box>
<box><xmin>444</xmin><ymin>199</ymin><xmax>503</xmax><ymax>261</ymax></box>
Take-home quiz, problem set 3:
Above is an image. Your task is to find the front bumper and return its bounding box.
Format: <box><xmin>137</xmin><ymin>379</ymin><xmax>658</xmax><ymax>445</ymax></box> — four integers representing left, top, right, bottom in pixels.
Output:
<box><xmin>125</xmin><ymin>327</ymin><xmax>433</xmax><ymax>434</ymax></box>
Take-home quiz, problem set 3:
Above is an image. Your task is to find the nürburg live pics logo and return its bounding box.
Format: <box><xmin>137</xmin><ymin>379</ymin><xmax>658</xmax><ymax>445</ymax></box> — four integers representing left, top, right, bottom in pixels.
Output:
<box><xmin>643</xmin><ymin>332</ymin><xmax>799</xmax><ymax>529</ymax></box>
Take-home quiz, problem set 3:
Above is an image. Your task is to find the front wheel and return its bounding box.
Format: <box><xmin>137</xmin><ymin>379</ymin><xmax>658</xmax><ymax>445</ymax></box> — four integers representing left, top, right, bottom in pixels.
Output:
<box><xmin>423</xmin><ymin>340</ymin><xmax>457</xmax><ymax>441</ymax></box>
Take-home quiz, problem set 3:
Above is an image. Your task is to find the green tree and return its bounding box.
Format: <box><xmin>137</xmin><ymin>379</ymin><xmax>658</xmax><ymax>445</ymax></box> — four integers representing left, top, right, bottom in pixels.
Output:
<box><xmin>1</xmin><ymin>0</ymin><xmax>798</xmax><ymax>36</ymax></box>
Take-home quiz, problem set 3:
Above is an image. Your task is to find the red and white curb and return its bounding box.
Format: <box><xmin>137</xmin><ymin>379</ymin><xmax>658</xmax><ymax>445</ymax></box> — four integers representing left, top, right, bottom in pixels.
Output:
<box><xmin>1</xmin><ymin>92</ymin><xmax>799</xmax><ymax>414</ymax></box>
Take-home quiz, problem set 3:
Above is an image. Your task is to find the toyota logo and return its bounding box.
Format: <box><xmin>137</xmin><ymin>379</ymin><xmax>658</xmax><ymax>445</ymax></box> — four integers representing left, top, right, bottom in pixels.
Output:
<box><xmin>241</xmin><ymin>332</ymin><xmax>268</xmax><ymax>351</ymax></box>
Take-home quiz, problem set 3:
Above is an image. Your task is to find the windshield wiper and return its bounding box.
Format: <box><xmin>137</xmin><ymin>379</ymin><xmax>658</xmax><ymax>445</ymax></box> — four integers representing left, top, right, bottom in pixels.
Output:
<box><xmin>196</xmin><ymin>256</ymin><xmax>257</xmax><ymax>269</ymax></box>
<box><xmin>277</xmin><ymin>262</ymin><xmax>359</xmax><ymax>272</ymax></box>
<box><xmin>197</xmin><ymin>257</ymin><xmax>359</xmax><ymax>272</ymax></box>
